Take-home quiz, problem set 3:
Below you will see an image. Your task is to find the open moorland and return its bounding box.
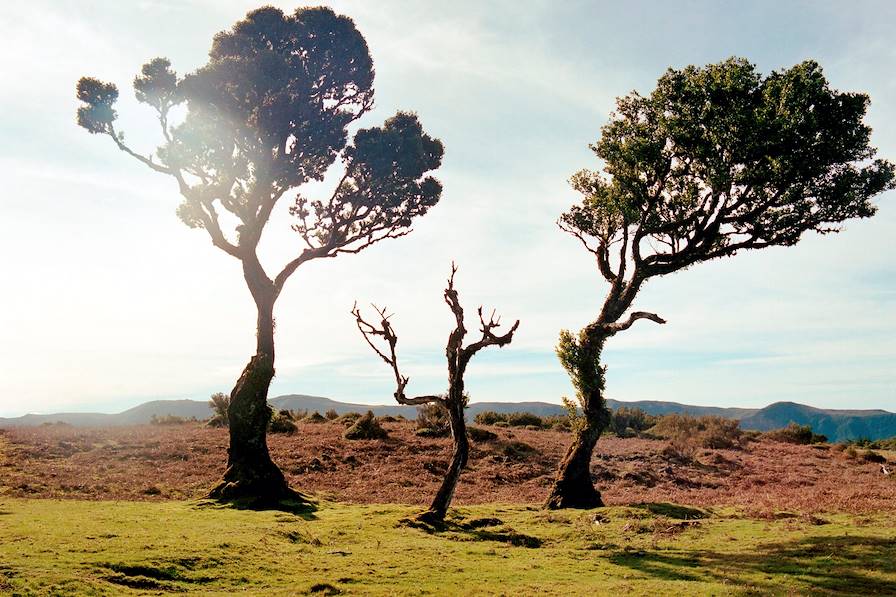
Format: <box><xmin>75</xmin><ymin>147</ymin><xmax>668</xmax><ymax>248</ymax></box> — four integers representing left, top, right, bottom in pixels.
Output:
<box><xmin>1</xmin><ymin>420</ymin><xmax>894</xmax><ymax>514</ymax></box>
<box><xmin>1</xmin><ymin>419</ymin><xmax>896</xmax><ymax>595</ymax></box>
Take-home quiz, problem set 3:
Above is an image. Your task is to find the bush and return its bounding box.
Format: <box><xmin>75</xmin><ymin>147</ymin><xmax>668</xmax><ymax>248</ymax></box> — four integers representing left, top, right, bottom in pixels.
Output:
<box><xmin>650</xmin><ymin>414</ymin><xmax>745</xmax><ymax>459</ymax></box>
<box><xmin>542</xmin><ymin>415</ymin><xmax>572</xmax><ymax>431</ymax></box>
<box><xmin>379</xmin><ymin>415</ymin><xmax>400</xmax><ymax>423</ymax></box>
<box><xmin>416</xmin><ymin>403</ymin><xmax>450</xmax><ymax>437</ymax></box>
<box><xmin>498</xmin><ymin>440</ymin><xmax>538</xmax><ymax>460</ymax></box>
<box><xmin>207</xmin><ymin>392</ymin><xmax>230</xmax><ymax>427</ymax></box>
<box><xmin>475</xmin><ymin>411</ymin><xmax>503</xmax><ymax>425</ymax></box>
<box><xmin>150</xmin><ymin>414</ymin><xmax>196</xmax><ymax>425</ymax></box>
<box><xmin>344</xmin><ymin>410</ymin><xmax>389</xmax><ymax>440</ymax></box>
<box><xmin>506</xmin><ymin>412</ymin><xmax>545</xmax><ymax>428</ymax></box>
<box><xmin>862</xmin><ymin>450</ymin><xmax>887</xmax><ymax>464</ymax></box>
<box><xmin>336</xmin><ymin>412</ymin><xmax>362</xmax><ymax>426</ymax></box>
<box><xmin>764</xmin><ymin>423</ymin><xmax>827</xmax><ymax>445</ymax></box>
<box><xmin>324</xmin><ymin>409</ymin><xmax>339</xmax><ymax>420</ymax></box>
<box><xmin>415</xmin><ymin>427</ymin><xmax>446</xmax><ymax>438</ymax></box>
<box><xmin>609</xmin><ymin>407</ymin><xmax>657</xmax><ymax>438</ymax></box>
<box><xmin>303</xmin><ymin>411</ymin><xmax>327</xmax><ymax>424</ymax></box>
<box><xmin>473</xmin><ymin>411</ymin><xmax>546</xmax><ymax>428</ymax></box>
<box><xmin>468</xmin><ymin>426</ymin><xmax>497</xmax><ymax>442</ymax></box>
<box><xmin>269</xmin><ymin>410</ymin><xmax>298</xmax><ymax>435</ymax></box>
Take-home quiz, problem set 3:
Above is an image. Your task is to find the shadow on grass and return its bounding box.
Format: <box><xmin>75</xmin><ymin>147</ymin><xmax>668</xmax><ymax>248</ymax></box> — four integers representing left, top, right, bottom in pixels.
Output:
<box><xmin>194</xmin><ymin>491</ymin><xmax>318</xmax><ymax>520</ymax></box>
<box><xmin>633</xmin><ymin>503</ymin><xmax>708</xmax><ymax>520</ymax></box>
<box><xmin>399</xmin><ymin>515</ymin><xmax>543</xmax><ymax>548</ymax></box>
<box><xmin>609</xmin><ymin>534</ymin><xmax>896</xmax><ymax>595</ymax></box>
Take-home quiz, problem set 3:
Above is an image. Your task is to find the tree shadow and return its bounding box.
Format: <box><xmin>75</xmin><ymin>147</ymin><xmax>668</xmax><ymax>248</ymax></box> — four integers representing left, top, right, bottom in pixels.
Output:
<box><xmin>399</xmin><ymin>515</ymin><xmax>543</xmax><ymax>548</ymax></box>
<box><xmin>609</xmin><ymin>534</ymin><xmax>896</xmax><ymax>595</ymax></box>
<box><xmin>194</xmin><ymin>492</ymin><xmax>318</xmax><ymax>519</ymax></box>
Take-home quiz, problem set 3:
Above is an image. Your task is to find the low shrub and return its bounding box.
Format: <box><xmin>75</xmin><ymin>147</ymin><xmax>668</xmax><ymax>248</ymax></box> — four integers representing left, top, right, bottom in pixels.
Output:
<box><xmin>764</xmin><ymin>423</ymin><xmax>827</xmax><ymax>445</ymax></box>
<box><xmin>303</xmin><ymin>412</ymin><xmax>327</xmax><ymax>424</ymax></box>
<box><xmin>542</xmin><ymin>415</ymin><xmax>572</xmax><ymax>431</ymax></box>
<box><xmin>506</xmin><ymin>412</ymin><xmax>545</xmax><ymax>428</ymax></box>
<box><xmin>336</xmin><ymin>412</ymin><xmax>362</xmax><ymax>426</ymax></box>
<box><xmin>150</xmin><ymin>414</ymin><xmax>196</xmax><ymax>426</ymax></box>
<box><xmin>474</xmin><ymin>411</ymin><xmax>546</xmax><ymax>428</ymax></box>
<box><xmin>609</xmin><ymin>407</ymin><xmax>657</xmax><ymax>438</ymax></box>
<box><xmin>208</xmin><ymin>392</ymin><xmax>230</xmax><ymax>427</ymax></box>
<box><xmin>474</xmin><ymin>411</ymin><xmax>503</xmax><ymax>426</ymax></box>
<box><xmin>468</xmin><ymin>426</ymin><xmax>498</xmax><ymax>442</ymax></box>
<box><xmin>862</xmin><ymin>450</ymin><xmax>887</xmax><ymax>464</ymax></box>
<box><xmin>499</xmin><ymin>440</ymin><xmax>538</xmax><ymax>460</ymax></box>
<box><xmin>650</xmin><ymin>414</ymin><xmax>745</xmax><ymax>460</ymax></box>
<box><xmin>344</xmin><ymin>411</ymin><xmax>389</xmax><ymax>440</ymax></box>
<box><xmin>416</xmin><ymin>403</ymin><xmax>450</xmax><ymax>437</ymax></box>
<box><xmin>379</xmin><ymin>415</ymin><xmax>401</xmax><ymax>423</ymax></box>
<box><xmin>415</xmin><ymin>427</ymin><xmax>446</xmax><ymax>438</ymax></box>
<box><xmin>324</xmin><ymin>409</ymin><xmax>339</xmax><ymax>420</ymax></box>
<box><xmin>269</xmin><ymin>410</ymin><xmax>298</xmax><ymax>435</ymax></box>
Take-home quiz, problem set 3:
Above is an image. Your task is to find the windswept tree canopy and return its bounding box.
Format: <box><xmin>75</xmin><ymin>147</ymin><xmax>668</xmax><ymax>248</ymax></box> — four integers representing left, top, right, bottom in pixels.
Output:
<box><xmin>561</xmin><ymin>57</ymin><xmax>894</xmax><ymax>282</ymax></box>
<box><xmin>76</xmin><ymin>6</ymin><xmax>443</xmax><ymax>271</ymax></box>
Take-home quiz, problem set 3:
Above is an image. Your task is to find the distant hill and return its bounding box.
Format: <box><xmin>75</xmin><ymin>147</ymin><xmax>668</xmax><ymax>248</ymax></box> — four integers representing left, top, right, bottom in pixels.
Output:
<box><xmin>739</xmin><ymin>402</ymin><xmax>896</xmax><ymax>442</ymax></box>
<box><xmin>1</xmin><ymin>395</ymin><xmax>893</xmax><ymax>442</ymax></box>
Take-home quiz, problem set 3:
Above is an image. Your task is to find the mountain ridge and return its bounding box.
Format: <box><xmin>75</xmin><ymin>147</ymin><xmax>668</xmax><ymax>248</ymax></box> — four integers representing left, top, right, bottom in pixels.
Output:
<box><xmin>2</xmin><ymin>395</ymin><xmax>894</xmax><ymax>442</ymax></box>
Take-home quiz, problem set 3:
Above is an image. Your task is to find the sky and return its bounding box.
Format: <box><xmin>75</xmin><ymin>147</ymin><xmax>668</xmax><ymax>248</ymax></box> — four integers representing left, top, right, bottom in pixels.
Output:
<box><xmin>0</xmin><ymin>0</ymin><xmax>894</xmax><ymax>417</ymax></box>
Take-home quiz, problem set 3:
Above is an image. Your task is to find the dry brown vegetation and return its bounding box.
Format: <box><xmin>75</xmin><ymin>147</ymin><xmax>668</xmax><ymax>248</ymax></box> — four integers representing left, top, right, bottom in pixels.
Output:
<box><xmin>1</xmin><ymin>421</ymin><xmax>894</xmax><ymax>515</ymax></box>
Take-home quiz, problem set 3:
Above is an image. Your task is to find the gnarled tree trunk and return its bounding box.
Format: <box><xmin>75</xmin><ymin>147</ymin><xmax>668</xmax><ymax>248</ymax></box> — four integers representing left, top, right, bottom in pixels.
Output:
<box><xmin>420</xmin><ymin>386</ymin><xmax>469</xmax><ymax>522</ymax></box>
<box><xmin>209</xmin><ymin>290</ymin><xmax>292</xmax><ymax>503</ymax></box>
<box><xmin>545</xmin><ymin>405</ymin><xmax>607</xmax><ymax>509</ymax></box>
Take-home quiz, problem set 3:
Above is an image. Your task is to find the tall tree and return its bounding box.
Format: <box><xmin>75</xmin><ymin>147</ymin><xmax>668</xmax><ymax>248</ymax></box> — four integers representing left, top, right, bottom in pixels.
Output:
<box><xmin>352</xmin><ymin>264</ymin><xmax>518</xmax><ymax>522</ymax></box>
<box><xmin>76</xmin><ymin>6</ymin><xmax>444</xmax><ymax>503</ymax></box>
<box><xmin>546</xmin><ymin>58</ymin><xmax>894</xmax><ymax>509</ymax></box>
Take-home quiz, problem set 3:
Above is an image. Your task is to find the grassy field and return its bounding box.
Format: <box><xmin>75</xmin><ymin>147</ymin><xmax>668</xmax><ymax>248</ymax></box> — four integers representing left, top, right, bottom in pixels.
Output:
<box><xmin>1</xmin><ymin>498</ymin><xmax>895</xmax><ymax>595</ymax></box>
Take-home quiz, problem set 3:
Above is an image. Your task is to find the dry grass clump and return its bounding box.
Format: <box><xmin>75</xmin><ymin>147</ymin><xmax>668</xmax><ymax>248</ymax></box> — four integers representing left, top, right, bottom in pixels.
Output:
<box><xmin>416</xmin><ymin>403</ymin><xmax>450</xmax><ymax>438</ymax></box>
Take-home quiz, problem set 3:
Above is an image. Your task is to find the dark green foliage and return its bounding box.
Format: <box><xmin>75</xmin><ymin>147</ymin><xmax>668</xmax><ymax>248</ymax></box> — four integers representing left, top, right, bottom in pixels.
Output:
<box><xmin>847</xmin><ymin>436</ymin><xmax>896</xmax><ymax>450</ymax></box>
<box><xmin>467</xmin><ymin>426</ymin><xmax>498</xmax><ymax>442</ymax></box>
<box><xmin>861</xmin><ymin>450</ymin><xmax>887</xmax><ymax>464</ymax></box>
<box><xmin>75</xmin><ymin>78</ymin><xmax>118</xmax><ymax>134</ymax></box>
<box><xmin>473</xmin><ymin>411</ymin><xmax>545</xmax><ymax>428</ymax></box>
<box><xmin>343</xmin><ymin>411</ymin><xmax>388</xmax><ymax>440</ymax></box>
<box><xmin>416</xmin><ymin>403</ymin><xmax>450</xmax><ymax>437</ymax></box>
<box><xmin>764</xmin><ymin>423</ymin><xmax>827</xmax><ymax>445</ymax></box>
<box><xmin>609</xmin><ymin>407</ymin><xmax>657</xmax><ymax>438</ymax></box>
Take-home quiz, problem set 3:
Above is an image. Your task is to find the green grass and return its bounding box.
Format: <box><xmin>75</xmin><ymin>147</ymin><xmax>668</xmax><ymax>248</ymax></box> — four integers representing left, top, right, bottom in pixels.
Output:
<box><xmin>0</xmin><ymin>498</ymin><xmax>894</xmax><ymax>595</ymax></box>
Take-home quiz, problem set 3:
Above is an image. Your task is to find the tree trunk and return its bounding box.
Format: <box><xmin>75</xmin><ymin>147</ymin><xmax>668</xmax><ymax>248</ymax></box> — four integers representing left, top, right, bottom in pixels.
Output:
<box><xmin>544</xmin><ymin>418</ymin><xmax>604</xmax><ymax>509</ymax></box>
<box><xmin>209</xmin><ymin>296</ymin><xmax>293</xmax><ymax>503</ymax></box>
<box><xmin>419</xmin><ymin>392</ymin><xmax>469</xmax><ymax>522</ymax></box>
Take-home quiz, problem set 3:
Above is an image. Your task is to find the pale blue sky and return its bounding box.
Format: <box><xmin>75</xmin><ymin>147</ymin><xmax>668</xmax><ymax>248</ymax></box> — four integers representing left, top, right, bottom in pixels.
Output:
<box><xmin>1</xmin><ymin>1</ymin><xmax>894</xmax><ymax>416</ymax></box>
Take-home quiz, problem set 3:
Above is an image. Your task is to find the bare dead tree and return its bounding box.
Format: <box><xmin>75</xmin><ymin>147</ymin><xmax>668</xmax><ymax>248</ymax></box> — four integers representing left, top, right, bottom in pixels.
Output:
<box><xmin>352</xmin><ymin>263</ymin><xmax>519</xmax><ymax>522</ymax></box>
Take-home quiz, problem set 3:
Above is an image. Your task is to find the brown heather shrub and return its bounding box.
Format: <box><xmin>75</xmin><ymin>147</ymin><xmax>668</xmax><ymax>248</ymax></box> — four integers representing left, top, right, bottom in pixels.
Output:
<box><xmin>344</xmin><ymin>410</ymin><xmax>388</xmax><ymax>440</ymax></box>
<box><xmin>324</xmin><ymin>409</ymin><xmax>339</xmax><ymax>420</ymax></box>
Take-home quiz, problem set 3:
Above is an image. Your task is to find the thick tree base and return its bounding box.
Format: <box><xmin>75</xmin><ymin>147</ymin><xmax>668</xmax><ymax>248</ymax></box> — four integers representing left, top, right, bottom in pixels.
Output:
<box><xmin>209</xmin><ymin>460</ymin><xmax>306</xmax><ymax>510</ymax></box>
<box><xmin>415</xmin><ymin>509</ymin><xmax>446</xmax><ymax>525</ymax></box>
<box><xmin>544</xmin><ymin>481</ymin><xmax>605</xmax><ymax>510</ymax></box>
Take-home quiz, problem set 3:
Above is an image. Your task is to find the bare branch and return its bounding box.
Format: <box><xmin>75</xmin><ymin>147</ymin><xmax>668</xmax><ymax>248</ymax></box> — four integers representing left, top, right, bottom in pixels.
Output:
<box><xmin>603</xmin><ymin>310</ymin><xmax>666</xmax><ymax>333</ymax></box>
<box><xmin>351</xmin><ymin>302</ymin><xmax>444</xmax><ymax>407</ymax></box>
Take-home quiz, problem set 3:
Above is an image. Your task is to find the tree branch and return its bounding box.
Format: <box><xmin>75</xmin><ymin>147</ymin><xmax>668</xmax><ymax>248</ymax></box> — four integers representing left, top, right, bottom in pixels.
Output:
<box><xmin>603</xmin><ymin>310</ymin><xmax>666</xmax><ymax>333</ymax></box>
